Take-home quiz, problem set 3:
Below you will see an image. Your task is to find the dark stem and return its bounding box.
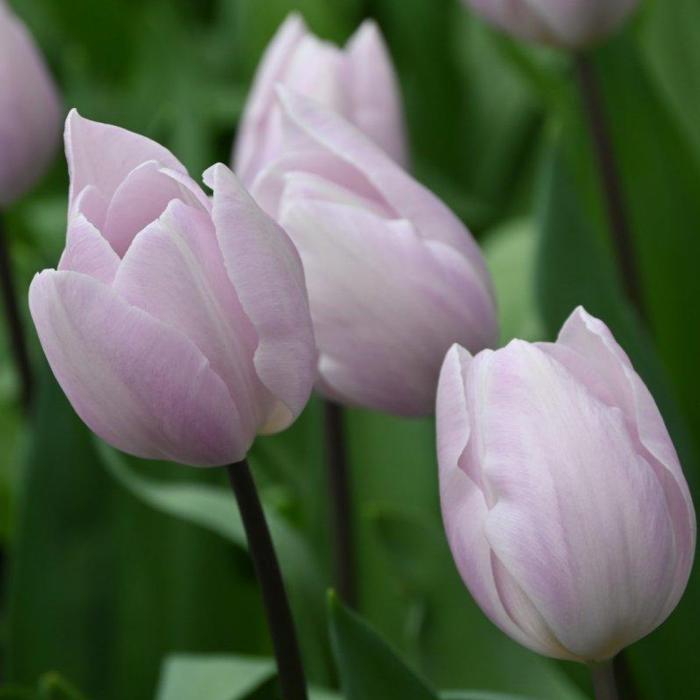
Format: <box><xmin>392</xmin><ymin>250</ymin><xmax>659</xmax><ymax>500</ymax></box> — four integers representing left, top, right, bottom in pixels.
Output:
<box><xmin>574</xmin><ymin>54</ymin><xmax>647</xmax><ymax>322</ymax></box>
<box><xmin>324</xmin><ymin>400</ymin><xmax>357</xmax><ymax>607</ymax></box>
<box><xmin>0</xmin><ymin>213</ymin><xmax>33</xmax><ymax>411</ymax></box>
<box><xmin>225</xmin><ymin>460</ymin><xmax>308</xmax><ymax>700</ymax></box>
<box><xmin>591</xmin><ymin>660</ymin><xmax>620</xmax><ymax>700</ymax></box>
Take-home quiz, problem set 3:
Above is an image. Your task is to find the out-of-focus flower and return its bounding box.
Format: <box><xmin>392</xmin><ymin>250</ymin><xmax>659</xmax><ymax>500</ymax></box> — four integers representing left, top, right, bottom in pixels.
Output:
<box><xmin>29</xmin><ymin>111</ymin><xmax>317</xmax><ymax>467</ymax></box>
<box><xmin>251</xmin><ymin>88</ymin><xmax>498</xmax><ymax>416</ymax></box>
<box><xmin>0</xmin><ymin>0</ymin><xmax>61</xmax><ymax>206</ymax></box>
<box><xmin>437</xmin><ymin>306</ymin><xmax>696</xmax><ymax>661</ymax></box>
<box><xmin>462</xmin><ymin>0</ymin><xmax>641</xmax><ymax>50</ymax></box>
<box><xmin>233</xmin><ymin>12</ymin><xmax>407</xmax><ymax>186</ymax></box>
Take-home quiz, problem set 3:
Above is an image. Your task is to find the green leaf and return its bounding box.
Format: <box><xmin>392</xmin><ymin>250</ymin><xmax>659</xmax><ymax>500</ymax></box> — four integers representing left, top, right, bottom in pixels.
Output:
<box><xmin>442</xmin><ymin>694</ymin><xmax>534</xmax><ymax>700</ymax></box>
<box><xmin>156</xmin><ymin>655</ymin><xmax>275</xmax><ymax>700</ymax></box>
<box><xmin>155</xmin><ymin>655</ymin><xmax>339</xmax><ymax>700</ymax></box>
<box><xmin>328</xmin><ymin>590</ymin><xmax>439</xmax><ymax>700</ymax></box>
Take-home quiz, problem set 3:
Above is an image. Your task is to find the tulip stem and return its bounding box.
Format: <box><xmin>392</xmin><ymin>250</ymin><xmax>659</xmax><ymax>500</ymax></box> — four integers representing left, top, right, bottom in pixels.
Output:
<box><xmin>225</xmin><ymin>460</ymin><xmax>308</xmax><ymax>700</ymax></box>
<box><xmin>574</xmin><ymin>54</ymin><xmax>647</xmax><ymax>323</ymax></box>
<box><xmin>0</xmin><ymin>212</ymin><xmax>33</xmax><ymax>411</ymax></box>
<box><xmin>324</xmin><ymin>400</ymin><xmax>357</xmax><ymax>608</ymax></box>
<box><xmin>590</xmin><ymin>660</ymin><xmax>620</xmax><ymax>700</ymax></box>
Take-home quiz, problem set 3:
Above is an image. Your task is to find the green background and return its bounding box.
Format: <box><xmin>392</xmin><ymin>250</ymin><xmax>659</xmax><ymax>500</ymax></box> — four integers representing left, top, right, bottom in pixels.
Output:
<box><xmin>1</xmin><ymin>0</ymin><xmax>698</xmax><ymax>698</ymax></box>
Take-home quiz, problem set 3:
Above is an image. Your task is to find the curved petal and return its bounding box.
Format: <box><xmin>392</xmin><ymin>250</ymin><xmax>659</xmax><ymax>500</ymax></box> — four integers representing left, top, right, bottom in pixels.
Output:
<box><xmin>539</xmin><ymin>307</ymin><xmax>696</xmax><ymax>621</ymax></box>
<box><xmin>345</xmin><ymin>19</ymin><xmax>408</xmax><ymax>166</ymax></box>
<box><xmin>101</xmin><ymin>161</ymin><xmax>207</xmax><ymax>257</ymax></box>
<box><xmin>29</xmin><ymin>270</ymin><xmax>244</xmax><ymax>466</ymax></box>
<box><xmin>204</xmin><ymin>164</ymin><xmax>316</xmax><ymax>432</ymax></box>
<box><xmin>58</xmin><ymin>214</ymin><xmax>120</xmax><ymax>284</ymax></box>
<box><xmin>233</xmin><ymin>12</ymin><xmax>307</xmax><ymax>183</ymax></box>
<box><xmin>478</xmin><ymin>341</ymin><xmax>678</xmax><ymax>660</ymax></box>
<box><xmin>280</xmin><ymin>195</ymin><xmax>490</xmax><ymax>415</ymax></box>
<box><xmin>436</xmin><ymin>346</ymin><xmax>553</xmax><ymax>656</ymax></box>
<box><xmin>274</xmin><ymin>87</ymin><xmax>491</xmax><ymax>290</ymax></box>
<box><xmin>0</xmin><ymin>1</ymin><xmax>61</xmax><ymax>206</ymax></box>
<box><xmin>113</xmin><ymin>199</ymin><xmax>269</xmax><ymax>439</ymax></box>
<box><xmin>65</xmin><ymin>110</ymin><xmax>185</xmax><ymax>214</ymax></box>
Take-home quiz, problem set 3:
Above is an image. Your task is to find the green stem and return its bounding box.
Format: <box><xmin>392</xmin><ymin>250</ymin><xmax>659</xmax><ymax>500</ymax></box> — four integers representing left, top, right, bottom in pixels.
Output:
<box><xmin>590</xmin><ymin>660</ymin><xmax>620</xmax><ymax>700</ymax></box>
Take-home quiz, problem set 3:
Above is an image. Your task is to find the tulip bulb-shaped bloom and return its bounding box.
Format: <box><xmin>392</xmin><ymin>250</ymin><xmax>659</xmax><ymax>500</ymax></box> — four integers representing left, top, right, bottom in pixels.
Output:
<box><xmin>234</xmin><ymin>13</ymin><xmax>407</xmax><ymax>186</ymax></box>
<box><xmin>437</xmin><ymin>307</ymin><xmax>695</xmax><ymax>661</ymax></box>
<box><xmin>0</xmin><ymin>0</ymin><xmax>61</xmax><ymax>205</ymax></box>
<box><xmin>251</xmin><ymin>89</ymin><xmax>498</xmax><ymax>416</ymax></box>
<box><xmin>29</xmin><ymin>112</ymin><xmax>317</xmax><ymax>467</ymax></box>
<box><xmin>463</xmin><ymin>0</ymin><xmax>640</xmax><ymax>50</ymax></box>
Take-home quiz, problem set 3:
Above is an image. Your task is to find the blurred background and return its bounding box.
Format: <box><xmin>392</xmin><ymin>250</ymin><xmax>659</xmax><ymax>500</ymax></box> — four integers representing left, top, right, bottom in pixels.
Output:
<box><xmin>1</xmin><ymin>0</ymin><xmax>699</xmax><ymax>698</ymax></box>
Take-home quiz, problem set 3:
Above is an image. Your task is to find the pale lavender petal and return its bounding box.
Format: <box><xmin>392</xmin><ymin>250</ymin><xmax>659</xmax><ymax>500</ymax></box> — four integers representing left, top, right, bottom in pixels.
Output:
<box><xmin>29</xmin><ymin>270</ymin><xmax>243</xmax><ymax>466</ymax></box>
<box><xmin>345</xmin><ymin>20</ymin><xmax>408</xmax><ymax>166</ymax></box>
<box><xmin>0</xmin><ymin>1</ymin><xmax>61</xmax><ymax>206</ymax></box>
<box><xmin>65</xmin><ymin>110</ymin><xmax>184</xmax><ymax>214</ymax></box>
<box><xmin>204</xmin><ymin>164</ymin><xmax>316</xmax><ymax>432</ymax></box>
<box><xmin>58</xmin><ymin>215</ymin><xmax>119</xmax><ymax>284</ymax></box>
<box><xmin>478</xmin><ymin>341</ymin><xmax>678</xmax><ymax>660</ymax></box>
<box><xmin>113</xmin><ymin>199</ymin><xmax>270</xmax><ymax>440</ymax></box>
<box><xmin>233</xmin><ymin>13</ymin><xmax>307</xmax><ymax>183</ymax></box>
<box><xmin>280</xmin><ymin>196</ymin><xmax>490</xmax><ymax>415</ymax></box>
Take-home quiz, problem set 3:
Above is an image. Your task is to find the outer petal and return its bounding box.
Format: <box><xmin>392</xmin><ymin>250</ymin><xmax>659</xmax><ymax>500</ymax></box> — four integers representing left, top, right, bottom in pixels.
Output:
<box><xmin>58</xmin><ymin>215</ymin><xmax>120</xmax><ymax>284</ymax></box>
<box><xmin>478</xmin><ymin>341</ymin><xmax>678</xmax><ymax>660</ymax></box>
<box><xmin>113</xmin><ymin>199</ymin><xmax>269</xmax><ymax>440</ymax></box>
<box><xmin>0</xmin><ymin>1</ymin><xmax>61</xmax><ymax>206</ymax></box>
<box><xmin>274</xmin><ymin>87</ymin><xmax>492</xmax><ymax>291</ymax></box>
<box><xmin>436</xmin><ymin>346</ymin><xmax>551</xmax><ymax>655</ymax></box>
<box><xmin>345</xmin><ymin>20</ymin><xmax>408</xmax><ymax>166</ymax></box>
<box><xmin>280</xmin><ymin>195</ymin><xmax>492</xmax><ymax>415</ymax></box>
<box><xmin>29</xmin><ymin>270</ymin><xmax>242</xmax><ymax>466</ymax></box>
<box><xmin>65</xmin><ymin>110</ymin><xmax>185</xmax><ymax>215</ymax></box>
<box><xmin>204</xmin><ymin>164</ymin><xmax>316</xmax><ymax>432</ymax></box>
<box><xmin>233</xmin><ymin>13</ymin><xmax>307</xmax><ymax>184</ymax></box>
<box><xmin>540</xmin><ymin>307</ymin><xmax>696</xmax><ymax>621</ymax></box>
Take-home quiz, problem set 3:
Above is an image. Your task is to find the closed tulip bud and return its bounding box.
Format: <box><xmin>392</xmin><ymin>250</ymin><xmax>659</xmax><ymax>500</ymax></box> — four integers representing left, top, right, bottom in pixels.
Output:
<box><xmin>437</xmin><ymin>306</ymin><xmax>696</xmax><ymax>662</ymax></box>
<box><xmin>29</xmin><ymin>111</ymin><xmax>317</xmax><ymax>467</ymax></box>
<box><xmin>0</xmin><ymin>0</ymin><xmax>61</xmax><ymax>206</ymax></box>
<box><xmin>251</xmin><ymin>88</ymin><xmax>498</xmax><ymax>416</ymax></box>
<box><xmin>463</xmin><ymin>0</ymin><xmax>641</xmax><ymax>50</ymax></box>
<box><xmin>233</xmin><ymin>13</ymin><xmax>407</xmax><ymax>186</ymax></box>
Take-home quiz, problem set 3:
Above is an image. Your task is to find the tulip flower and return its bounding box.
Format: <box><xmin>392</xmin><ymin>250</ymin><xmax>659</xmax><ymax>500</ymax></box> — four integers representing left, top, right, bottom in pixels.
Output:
<box><xmin>0</xmin><ymin>0</ymin><xmax>61</xmax><ymax>206</ymax></box>
<box><xmin>29</xmin><ymin>111</ymin><xmax>317</xmax><ymax>467</ymax></box>
<box><xmin>462</xmin><ymin>0</ymin><xmax>641</xmax><ymax>50</ymax></box>
<box><xmin>251</xmin><ymin>88</ymin><xmax>498</xmax><ymax>416</ymax></box>
<box><xmin>233</xmin><ymin>13</ymin><xmax>407</xmax><ymax>186</ymax></box>
<box><xmin>437</xmin><ymin>306</ymin><xmax>695</xmax><ymax>664</ymax></box>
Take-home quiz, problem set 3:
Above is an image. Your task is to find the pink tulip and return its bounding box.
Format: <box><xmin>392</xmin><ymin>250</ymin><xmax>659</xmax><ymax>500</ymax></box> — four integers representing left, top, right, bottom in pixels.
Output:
<box><xmin>463</xmin><ymin>0</ymin><xmax>641</xmax><ymax>49</ymax></box>
<box><xmin>437</xmin><ymin>306</ymin><xmax>696</xmax><ymax>661</ymax></box>
<box><xmin>233</xmin><ymin>13</ymin><xmax>407</xmax><ymax>186</ymax></box>
<box><xmin>0</xmin><ymin>0</ymin><xmax>61</xmax><ymax>206</ymax></box>
<box><xmin>251</xmin><ymin>88</ymin><xmax>498</xmax><ymax>416</ymax></box>
<box><xmin>29</xmin><ymin>111</ymin><xmax>317</xmax><ymax>467</ymax></box>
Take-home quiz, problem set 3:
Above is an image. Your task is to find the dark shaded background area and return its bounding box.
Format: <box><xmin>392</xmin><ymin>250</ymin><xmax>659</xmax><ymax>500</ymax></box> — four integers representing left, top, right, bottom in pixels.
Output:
<box><xmin>1</xmin><ymin>0</ymin><xmax>699</xmax><ymax>698</ymax></box>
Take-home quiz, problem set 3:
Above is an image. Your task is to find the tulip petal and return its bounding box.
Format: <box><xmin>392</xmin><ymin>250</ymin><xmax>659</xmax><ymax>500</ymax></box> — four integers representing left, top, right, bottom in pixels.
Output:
<box><xmin>233</xmin><ymin>13</ymin><xmax>307</xmax><ymax>183</ymax></box>
<box><xmin>113</xmin><ymin>199</ymin><xmax>269</xmax><ymax>439</ymax></box>
<box><xmin>65</xmin><ymin>110</ymin><xmax>184</xmax><ymax>214</ymax></box>
<box><xmin>102</xmin><ymin>161</ymin><xmax>207</xmax><ymax>257</ymax></box>
<box><xmin>437</xmin><ymin>346</ymin><xmax>554</xmax><ymax>655</ymax></box>
<box><xmin>345</xmin><ymin>20</ymin><xmax>408</xmax><ymax>166</ymax></box>
<box><xmin>280</xmin><ymin>196</ymin><xmax>488</xmax><ymax>415</ymax></box>
<box><xmin>541</xmin><ymin>307</ymin><xmax>696</xmax><ymax>621</ymax></box>
<box><xmin>29</xmin><ymin>270</ymin><xmax>243</xmax><ymax>466</ymax></box>
<box><xmin>58</xmin><ymin>215</ymin><xmax>120</xmax><ymax>284</ymax></box>
<box><xmin>478</xmin><ymin>341</ymin><xmax>678</xmax><ymax>660</ymax></box>
<box><xmin>274</xmin><ymin>87</ymin><xmax>491</xmax><ymax>288</ymax></box>
<box><xmin>204</xmin><ymin>164</ymin><xmax>316</xmax><ymax>432</ymax></box>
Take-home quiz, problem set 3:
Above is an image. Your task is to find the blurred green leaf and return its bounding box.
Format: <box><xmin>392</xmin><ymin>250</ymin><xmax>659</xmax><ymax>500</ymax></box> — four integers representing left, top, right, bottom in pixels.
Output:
<box><xmin>328</xmin><ymin>590</ymin><xmax>439</xmax><ymax>700</ymax></box>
